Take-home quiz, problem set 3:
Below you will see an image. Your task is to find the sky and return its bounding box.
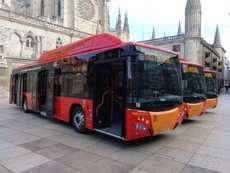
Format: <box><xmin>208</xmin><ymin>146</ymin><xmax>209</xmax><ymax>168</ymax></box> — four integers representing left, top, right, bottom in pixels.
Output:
<box><xmin>109</xmin><ymin>0</ymin><xmax>230</xmax><ymax>57</ymax></box>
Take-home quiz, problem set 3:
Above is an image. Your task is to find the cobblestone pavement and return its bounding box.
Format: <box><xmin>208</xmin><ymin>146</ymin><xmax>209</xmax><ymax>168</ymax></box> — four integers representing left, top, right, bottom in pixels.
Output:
<box><xmin>0</xmin><ymin>94</ymin><xmax>230</xmax><ymax>173</ymax></box>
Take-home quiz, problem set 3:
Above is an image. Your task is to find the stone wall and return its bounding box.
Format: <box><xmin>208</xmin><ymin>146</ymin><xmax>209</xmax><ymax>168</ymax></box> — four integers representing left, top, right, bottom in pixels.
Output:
<box><xmin>0</xmin><ymin>67</ymin><xmax>9</xmax><ymax>88</ymax></box>
<box><xmin>0</xmin><ymin>8</ymin><xmax>91</xmax><ymax>60</ymax></box>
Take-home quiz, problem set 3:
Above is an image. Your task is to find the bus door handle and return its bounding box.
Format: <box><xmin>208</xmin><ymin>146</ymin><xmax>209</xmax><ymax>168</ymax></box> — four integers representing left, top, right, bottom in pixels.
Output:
<box><xmin>96</xmin><ymin>89</ymin><xmax>111</xmax><ymax>118</ymax></box>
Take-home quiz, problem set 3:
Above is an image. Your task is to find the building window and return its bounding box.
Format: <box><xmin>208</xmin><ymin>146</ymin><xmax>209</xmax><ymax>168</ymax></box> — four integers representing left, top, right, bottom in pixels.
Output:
<box><xmin>205</xmin><ymin>62</ymin><xmax>210</xmax><ymax>67</ymax></box>
<box><xmin>172</xmin><ymin>44</ymin><xmax>181</xmax><ymax>52</ymax></box>
<box><xmin>0</xmin><ymin>45</ymin><xmax>4</xmax><ymax>53</ymax></box>
<box><xmin>40</xmin><ymin>0</ymin><xmax>44</xmax><ymax>16</ymax></box>
<box><xmin>26</xmin><ymin>37</ymin><xmax>34</xmax><ymax>48</ymax></box>
<box><xmin>205</xmin><ymin>52</ymin><xmax>211</xmax><ymax>58</ymax></box>
<box><xmin>213</xmin><ymin>66</ymin><xmax>217</xmax><ymax>70</ymax></box>
<box><xmin>58</xmin><ymin>0</ymin><xmax>61</xmax><ymax>17</ymax></box>
<box><xmin>213</xmin><ymin>58</ymin><xmax>217</xmax><ymax>63</ymax></box>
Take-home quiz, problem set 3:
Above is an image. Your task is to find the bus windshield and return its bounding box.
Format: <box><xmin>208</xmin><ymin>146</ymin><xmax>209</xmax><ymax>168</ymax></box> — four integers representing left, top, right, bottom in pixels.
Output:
<box><xmin>205</xmin><ymin>72</ymin><xmax>218</xmax><ymax>97</ymax></box>
<box><xmin>182</xmin><ymin>64</ymin><xmax>206</xmax><ymax>102</ymax></box>
<box><xmin>127</xmin><ymin>46</ymin><xmax>182</xmax><ymax>111</ymax></box>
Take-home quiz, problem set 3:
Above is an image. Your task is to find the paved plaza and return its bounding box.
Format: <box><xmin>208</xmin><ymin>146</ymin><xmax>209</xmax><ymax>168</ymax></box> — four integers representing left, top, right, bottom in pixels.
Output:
<box><xmin>0</xmin><ymin>94</ymin><xmax>230</xmax><ymax>173</ymax></box>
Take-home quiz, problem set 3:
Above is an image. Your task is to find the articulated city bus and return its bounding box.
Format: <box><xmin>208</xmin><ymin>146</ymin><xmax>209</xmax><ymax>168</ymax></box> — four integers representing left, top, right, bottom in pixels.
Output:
<box><xmin>10</xmin><ymin>33</ymin><xmax>184</xmax><ymax>141</ymax></box>
<box><xmin>204</xmin><ymin>69</ymin><xmax>218</xmax><ymax>109</ymax></box>
<box><xmin>180</xmin><ymin>59</ymin><xmax>206</xmax><ymax>119</ymax></box>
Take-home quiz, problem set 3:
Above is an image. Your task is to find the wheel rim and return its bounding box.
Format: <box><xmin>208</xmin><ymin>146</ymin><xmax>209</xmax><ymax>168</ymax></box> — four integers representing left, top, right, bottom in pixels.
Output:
<box><xmin>73</xmin><ymin>110</ymin><xmax>84</xmax><ymax>129</ymax></box>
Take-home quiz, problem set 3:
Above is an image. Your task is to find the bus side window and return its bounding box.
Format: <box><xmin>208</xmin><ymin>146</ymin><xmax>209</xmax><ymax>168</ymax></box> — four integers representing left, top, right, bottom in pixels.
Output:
<box><xmin>61</xmin><ymin>72</ymin><xmax>89</xmax><ymax>98</ymax></box>
<box><xmin>54</xmin><ymin>69</ymin><xmax>61</xmax><ymax>96</ymax></box>
<box><xmin>22</xmin><ymin>73</ymin><xmax>27</xmax><ymax>92</ymax></box>
<box><xmin>27</xmin><ymin>72</ymin><xmax>32</xmax><ymax>92</ymax></box>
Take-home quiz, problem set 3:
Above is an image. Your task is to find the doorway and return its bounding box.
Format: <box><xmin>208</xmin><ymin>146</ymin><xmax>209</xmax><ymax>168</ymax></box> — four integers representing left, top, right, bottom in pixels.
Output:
<box><xmin>38</xmin><ymin>70</ymin><xmax>48</xmax><ymax>112</ymax></box>
<box><xmin>94</xmin><ymin>60</ymin><xmax>126</xmax><ymax>138</ymax></box>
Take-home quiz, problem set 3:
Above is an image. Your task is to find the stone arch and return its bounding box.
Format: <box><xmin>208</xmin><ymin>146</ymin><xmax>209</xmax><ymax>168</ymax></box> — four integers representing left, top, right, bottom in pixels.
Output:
<box><xmin>23</xmin><ymin>31</ymin><xmax>36</xmax><ymax>41</ymax></box>
<box><xmin>14</xmin><ymin>31</ymin><xmax>22</xmax><ymax>43</ymax></box>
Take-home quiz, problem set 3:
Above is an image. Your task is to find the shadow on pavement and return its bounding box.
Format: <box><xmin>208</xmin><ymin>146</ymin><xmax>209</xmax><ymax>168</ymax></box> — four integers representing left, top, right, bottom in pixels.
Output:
<box><xmin>182</xmin><ymin>119</ymin><xmax>198</xmax><ymax>125</ymax></box>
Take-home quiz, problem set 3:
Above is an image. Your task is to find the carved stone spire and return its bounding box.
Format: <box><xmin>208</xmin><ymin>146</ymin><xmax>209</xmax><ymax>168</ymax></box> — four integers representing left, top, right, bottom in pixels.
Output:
<box><xmin>115</xmin><ymin>7</ymin><xmax>122</xmax><ymax>36</ymax></box>
<box><xmin>213</xmin><ymin>25</ymin><xmax>222</xmax><ymax>48</ymax></box>
<box><xmin>185</xmin><ymin>0</ymin><xmax>202</xmax><ymax>37</ymax></box>
<box><xmin>123</xmin><ymin>11</ymin><xmax>129</xmax><ymax>34</ymax></box>
<box><xmin>177</xmin><ymin>21</ymin><xmax>182</xmax><ymax>35</ymax></box>
<box><xmin>185</xmin><ymin>0</ymin><xmax>201</xmax><ymax>11</ymax></box>
<box><xmin>152</xmin><ymin>25</ymin><xmax>156</xmax><ymax>39</ymax></box>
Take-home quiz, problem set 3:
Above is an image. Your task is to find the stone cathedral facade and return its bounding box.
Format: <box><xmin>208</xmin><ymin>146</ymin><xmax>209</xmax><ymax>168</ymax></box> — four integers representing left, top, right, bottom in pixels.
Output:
<box><xmin>141</xmin><ymin>0</ymin><xmax>227</xmax><ymax>88</ymax></box>
<box><xmin>0</xmin><ymin>0</ymin><xmax>129</xmax><ymax>86</ymax></box>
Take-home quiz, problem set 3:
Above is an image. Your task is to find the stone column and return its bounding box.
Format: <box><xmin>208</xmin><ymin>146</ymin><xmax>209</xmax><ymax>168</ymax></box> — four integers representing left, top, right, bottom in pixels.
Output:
<box><xmin>44</xmin><ymin>0</ymin><xmax>52</xmax><ymax>19</ymax></box>
<box><xmin>31</xmin><ymin>0</ymin><xmax>40</xmax><ymax>18</ymax></box>
<box><xmin>64</xmin><ymin>0</ymin><xmax>74</xmax><ymax>28</ymax></box>
<box><xmin>5</xmin><ymin>0</ymin><xmax>11</xmax><ymax>8</ymax></box>
<box><xmin>39</xmin><ymin>36</ymin><xmax>41</xmax><ymax>57</ymax></box>
<box><xmin>184</xmin><ymin>37</ymin><xmax>202</xmax><ymax>65</ymax></box>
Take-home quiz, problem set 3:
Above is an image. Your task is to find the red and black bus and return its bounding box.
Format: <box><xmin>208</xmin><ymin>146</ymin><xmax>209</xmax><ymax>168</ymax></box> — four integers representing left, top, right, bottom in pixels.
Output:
<box><xmin>10</xmin><ymin>33</ymin><xmax>184</xmax><ymax>141</ymax></box>
<box><xmin>204</xmin><ymin>69</ymin><xmax>218</xmax><ymax>109</ymax></box>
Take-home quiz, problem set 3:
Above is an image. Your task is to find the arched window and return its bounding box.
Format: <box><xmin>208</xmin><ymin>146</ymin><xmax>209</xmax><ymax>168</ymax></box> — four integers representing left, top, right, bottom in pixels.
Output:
<box><xmin>26</xmin><ymin>37</ymin><xmax>34</xmax><ymax>48</ymax></box>
<box><xmin>40</xmin><ymin>0</ymin><xmax>44</xmax><ymax>16</ymax></box>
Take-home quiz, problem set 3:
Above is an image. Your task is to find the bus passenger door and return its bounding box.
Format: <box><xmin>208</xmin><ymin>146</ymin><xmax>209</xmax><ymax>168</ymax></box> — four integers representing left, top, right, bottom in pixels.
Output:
<box><xmin>94</xmin><ymin>65</ymin><xmax>112</xmax><ymax>128</ymax></box>
<box><xmin>46</xmin><ymin>70</ymin><xmax>55</xmax><ymax>117</ymax></box>
<box><xmin>93</xmin><ymin>60</ymin><xmax>126</xmax><ymax>139</ymax></box>
<box><xmin>9</xmin><ymin>75</ymin><xmax>13</xmax><ymax>104</ymax></box>
<box><xmin>37</xmin><ymin>69</ymin><xmax>54</xmax><ymax>117</ymax></box>
<box><xmin>31</xmin><ymin>71</ymin><xmax>39</xmax><ymax>112</ymax></box>
<box><xmin>16</xmin><ymin>74</ymin><xmax>23</xmax><ymax>106</ymax></box>
<box><xmin>10</xmin><ymin>74</ymin><xmax>18</xmax><ymax>104</ymax></box>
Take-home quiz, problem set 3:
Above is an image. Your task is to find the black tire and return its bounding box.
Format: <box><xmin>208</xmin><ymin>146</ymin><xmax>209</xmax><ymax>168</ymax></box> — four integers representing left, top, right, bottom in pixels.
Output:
<box><xmin>22</xmin><ymin>98</ymin><xmax>29</xmax><ymax>113</ymax></box>
<box><xmin>71</xmin><ymin>107</ymin><xmax>86</xmax><ymax>133</ymax></box>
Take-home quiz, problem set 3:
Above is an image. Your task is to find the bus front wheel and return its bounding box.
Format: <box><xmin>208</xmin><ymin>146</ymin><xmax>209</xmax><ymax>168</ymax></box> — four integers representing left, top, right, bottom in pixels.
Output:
<box><xmin>22</xmin><ymin>98</ymin><xmax>29</xmax><ymax>113</ymax></box>
<box><xmin>71</xmin><ymin>107</ymin><xmax>86</xmax><ymax>133</ymax></box>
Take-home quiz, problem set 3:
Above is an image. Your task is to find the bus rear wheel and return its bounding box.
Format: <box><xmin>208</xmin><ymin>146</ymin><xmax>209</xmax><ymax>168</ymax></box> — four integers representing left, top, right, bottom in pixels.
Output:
<box><xmin>22</xmin><ymin>98</ymin><xmax>29</xmax><ymax>113</ymax></box>
<box><xmin>71</xmin><ymin>107</ymin><xmax>86</xmax><ymax>133</ymax></box>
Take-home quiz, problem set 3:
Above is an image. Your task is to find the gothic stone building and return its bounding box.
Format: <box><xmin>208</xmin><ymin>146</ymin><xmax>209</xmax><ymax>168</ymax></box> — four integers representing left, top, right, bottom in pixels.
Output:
<box><xmin>0</xmin><ymin>0</ymin><xmax>130</xmax><ymax>86</ymax></box>
<box><xmin>141</xmin><ymin>0</ymin><xmax>226</xmax><ymax>88</ymax></box>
